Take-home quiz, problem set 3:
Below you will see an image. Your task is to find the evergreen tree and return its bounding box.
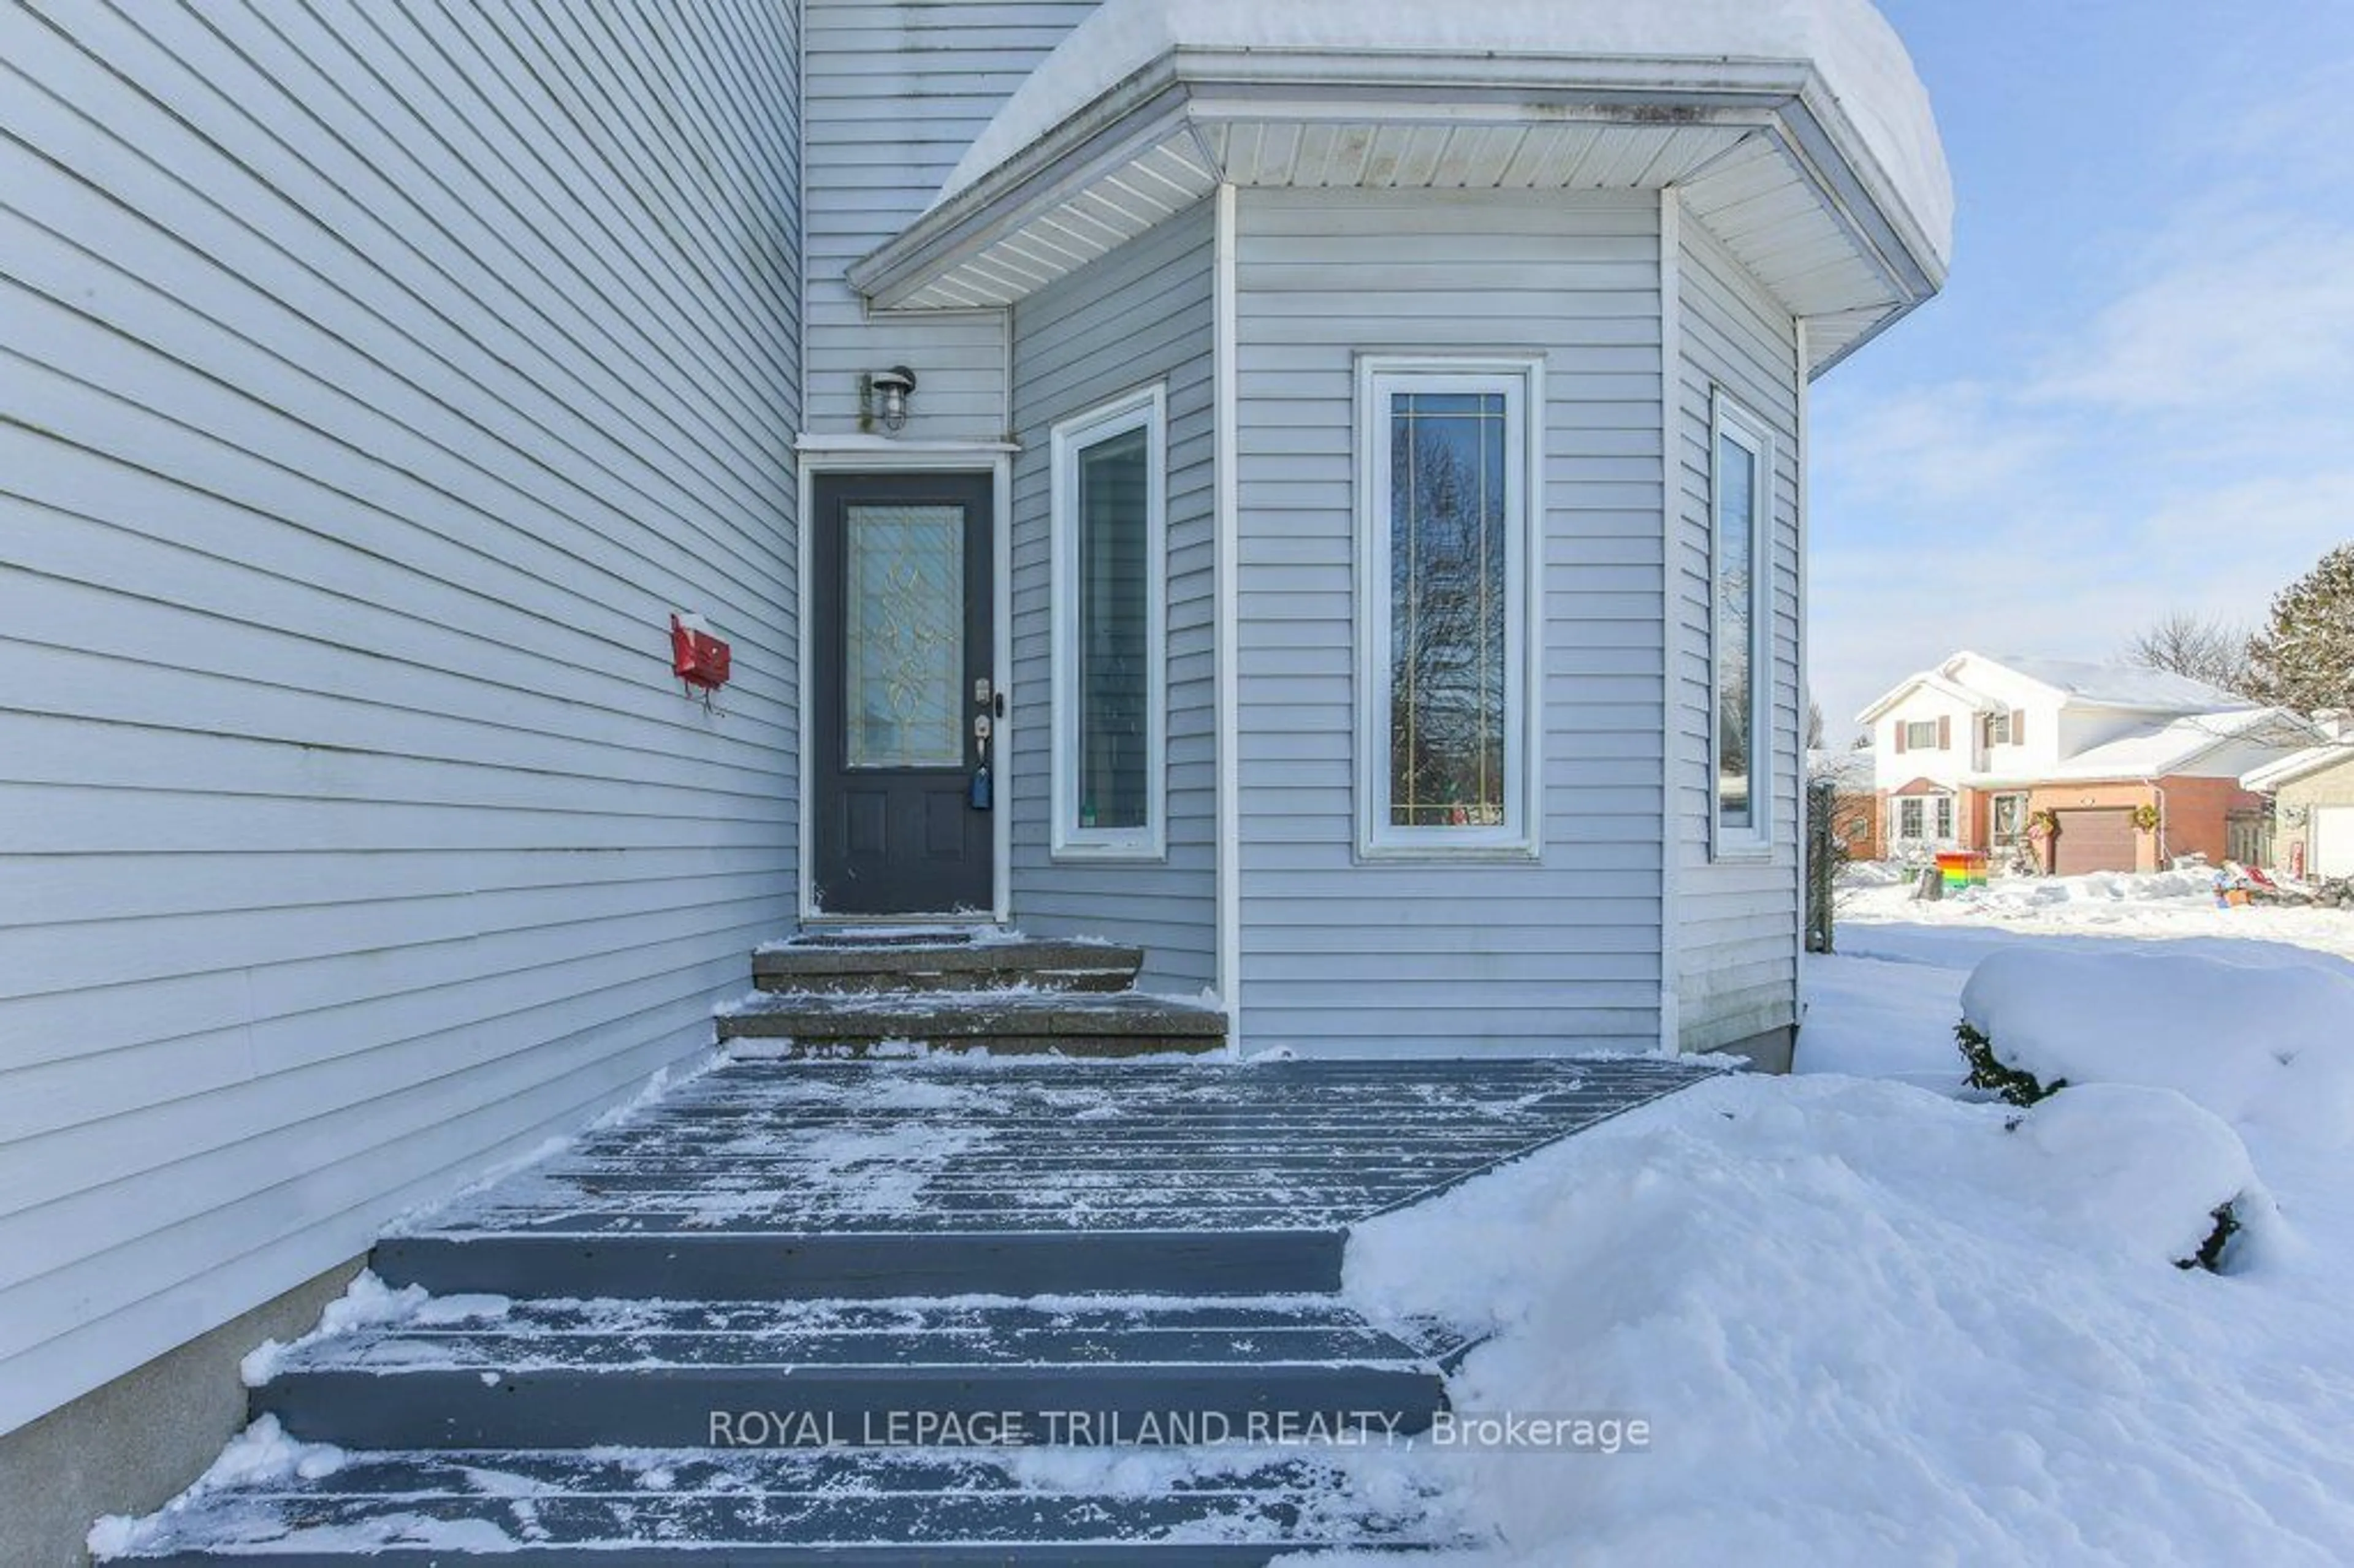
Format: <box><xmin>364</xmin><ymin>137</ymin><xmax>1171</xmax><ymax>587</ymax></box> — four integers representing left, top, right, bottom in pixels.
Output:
<box><xmin>2245</xmin><ymin>543</ymin><xmax>2354</xmax><ymax>713</ymax></box>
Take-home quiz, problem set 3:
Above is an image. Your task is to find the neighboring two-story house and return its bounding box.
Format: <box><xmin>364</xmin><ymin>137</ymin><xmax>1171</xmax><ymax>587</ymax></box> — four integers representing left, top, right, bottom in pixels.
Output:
<box><xmin>2</xmin><ymin>0</ymin><xmax>1956</xmax><ymax>1540</ymax></box>
<box><xmin>1857</xmin><ymin>653</ymin><xmax>2307</xmax><ymax>873</ymax></box>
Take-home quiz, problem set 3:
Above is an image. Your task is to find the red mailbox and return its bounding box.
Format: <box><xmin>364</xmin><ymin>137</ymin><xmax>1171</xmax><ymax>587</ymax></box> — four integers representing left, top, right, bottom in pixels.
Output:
<box><xmin>670</xmin><ymin>612</ymin><xmax>731</xmax><ymax>690</ymax></box>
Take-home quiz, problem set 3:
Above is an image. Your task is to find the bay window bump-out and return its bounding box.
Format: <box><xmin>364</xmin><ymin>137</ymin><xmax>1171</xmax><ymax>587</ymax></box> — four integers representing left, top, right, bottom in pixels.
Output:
<box><xmin>1050</xmin><ymin>385</ymin><xmax>1167</xmax><ymax>859</ymax></box>
<box><xmin>1711</xmin><ymin>390</ymin><xmax>1775</xmax><ymax>858</ymax></box>
<box><xmin>1355</xmin><ymin>355</ymin><xmax>1545</xmax><ymax>859</ymax></box>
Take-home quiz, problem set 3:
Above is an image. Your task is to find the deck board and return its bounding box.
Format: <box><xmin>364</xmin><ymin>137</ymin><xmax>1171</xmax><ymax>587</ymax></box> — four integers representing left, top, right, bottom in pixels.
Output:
<box><xmin>408</xmin><ymin>1057</ymin><xmax>1723</xmax><ymax>1239</ymax></box>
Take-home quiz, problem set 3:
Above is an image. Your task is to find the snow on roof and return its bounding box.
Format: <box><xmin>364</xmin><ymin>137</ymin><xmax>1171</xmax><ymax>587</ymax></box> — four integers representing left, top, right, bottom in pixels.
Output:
<box><xmin>1862</xmin><ymin>653</ymin><xmax>2258</xmax><ymax>725</ymax></box>
<box><xmin>935</xmin><ymin>0</ymin><xmax>1953</xmax><ymax>262</ymax></box>
<box><xmin>1965</xmin><ymin>654</ymin><xmax>2249</xmax><ymax>714</ymax></box>
<box><xmin>1853</xmin><ymin>668</ymin><xmax>1999</xmax><ymax>724</ymax></box>
<box><xmin>2038</xmin><ymin>709</ymin><xmax>2295</xmax><ymax>782</ymax></box>
<box><xmin>2242</xmin><ymin>739</ymin><xmax>2354</xmax><ymax>793</ymax></box>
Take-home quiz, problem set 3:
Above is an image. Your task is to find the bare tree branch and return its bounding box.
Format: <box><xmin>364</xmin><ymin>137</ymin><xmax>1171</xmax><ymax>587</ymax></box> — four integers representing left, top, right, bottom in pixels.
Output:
<box><xmin>2123</xmin><ymin>610</ymin><xmax>2255</xmax><ymax>696</ymax></box>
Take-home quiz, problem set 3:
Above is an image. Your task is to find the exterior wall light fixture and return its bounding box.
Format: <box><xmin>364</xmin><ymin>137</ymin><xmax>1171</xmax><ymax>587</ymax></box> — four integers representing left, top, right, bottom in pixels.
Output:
<box><xmin>863</xmin><ymin>365</ymin><xmax>918</xmax><ymax>433</ymax></box>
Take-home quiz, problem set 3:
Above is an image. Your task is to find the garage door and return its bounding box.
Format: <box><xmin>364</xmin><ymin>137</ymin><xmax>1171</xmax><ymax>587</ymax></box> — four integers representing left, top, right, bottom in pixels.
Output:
<box><xmin>2052</xmin><ymin>808</ymin><xmax>2136</xmax><ymax>875</ymax></box>
<box><xmin>2313</xmin><ymin>806</ymin><xmax>2354</xmax><ymax>878</ymax></box>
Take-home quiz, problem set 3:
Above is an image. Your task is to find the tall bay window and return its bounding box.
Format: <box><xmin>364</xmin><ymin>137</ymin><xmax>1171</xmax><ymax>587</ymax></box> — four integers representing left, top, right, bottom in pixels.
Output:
<box><xmin>1050</xmin><ymin>387</ymin><xmax>1166</xmax><ymax>858</ymax></box>
<box><xmin>1356</xmin><ymin>357</ymin><xmax>1543</xmax><ymax>858</ymax></box>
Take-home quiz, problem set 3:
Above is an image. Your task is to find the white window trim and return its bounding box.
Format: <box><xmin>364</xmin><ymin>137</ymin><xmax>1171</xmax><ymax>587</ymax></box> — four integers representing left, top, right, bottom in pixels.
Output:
<box><xmin>1354</xmin><ymin>354</ymin><xmax>1545</xmax><ymax>861</ymax></box>
<box><xmin>1710</xmin><ymin>390</ymin><xmax>1775</xmax><ymax>861</ymax></box>
<box><xmin>1991</xmin><ymin>791</ymin><xmax>2028</xmax><ymax>842</ymax></box>
<box><xmin>1049</xmin><ymin>384</ymin><xmax>1168</xmax><ymax>861</ymax></box>
<box><xmin>1903</xmin><ymin>719</ymin><xmax>1940</xmax><ymax>750</ymax></box>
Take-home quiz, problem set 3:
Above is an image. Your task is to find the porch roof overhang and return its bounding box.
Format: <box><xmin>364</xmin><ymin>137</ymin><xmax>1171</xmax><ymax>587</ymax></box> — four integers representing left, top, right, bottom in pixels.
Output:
<box><xmin>845</xmin><ymin>1</ymin><xmax>1951</xmax><ymax>376</ymax></box>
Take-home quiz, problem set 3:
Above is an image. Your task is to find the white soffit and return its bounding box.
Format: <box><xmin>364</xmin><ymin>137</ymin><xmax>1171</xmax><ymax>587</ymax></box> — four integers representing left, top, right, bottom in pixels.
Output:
<box><xmin>851</xmin><ymin>1</ymin><xmax>1952</xmax><ymax>373</ymax></box>
<box><xmin>895</xmin><ymin>131</ymin><xmax>1220</xmax><ymax>311</ymax></box>
<box><xmin>1199</xmin><ymin>119</ymin><xmax>1748</xmax><ymax>192</ymax></box>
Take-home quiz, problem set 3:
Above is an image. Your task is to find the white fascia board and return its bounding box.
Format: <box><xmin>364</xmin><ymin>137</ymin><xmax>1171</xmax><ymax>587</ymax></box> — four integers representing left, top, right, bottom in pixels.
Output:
<box><xmin>851</xmin><ymin>55</ymin><xmax>1937</xmax><ymax>323</ymax></box>
<box><xmin>1855</xmin><ymin>669</ymin><xmax>1997</xmax><ymax>726</ymax></box>
<box><xmin>2244</xmin><ymin>743</ymin><xmax>2354</xmax><ymax>793</ymax></box>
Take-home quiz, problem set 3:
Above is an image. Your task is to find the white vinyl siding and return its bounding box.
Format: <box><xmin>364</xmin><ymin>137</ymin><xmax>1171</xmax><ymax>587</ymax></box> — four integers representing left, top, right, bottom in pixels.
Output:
<box><xmin>1051</xmin><ymin>386</ymin><xmax>1168</xmax><ymax>859</ymax></box>
<box><xmin>804</xmin><ymin>1</ymin><xmax>1100</xmax><ymax>439</ymax></box>
<box><xmin>1236</xmin><ymin>188</ymin><xmax>1665</xmax><ymax>1057</ymax></box>
<box><xmin>1356</xmin><ymin>359</ymin><xmax>1544</xmax><ymax>859</ymax></box>
<box><xmin>0</xmin><ymin>0</ymin><xmax>800</xmax><ymax>1435</ymax></box>
<box><xmin>1670</xmin><ymin>214</ymin><xmax>1804</xmax><ymax>1054</ymax></box>
<box><xmin>1009</xmin><ymin>202</ymin><xmax>1217</xmax><ymax>992</ymax></box>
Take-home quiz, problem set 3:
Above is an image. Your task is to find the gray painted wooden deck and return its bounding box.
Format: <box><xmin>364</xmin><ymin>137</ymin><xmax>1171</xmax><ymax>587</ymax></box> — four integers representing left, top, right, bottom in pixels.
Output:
<box><xmin>408</xmin><ymin>1058</ymin><xmax>1718</xmax><ymax>1237</ymax></box>
<box><xmin>118</xmin><ymin>1057</ymin><xmax>1723</xmax><ymax>1563</ymax></box>
<box><xmin>120</xmin><ymin>1450</ymin><xmax>1456</xmax><ymax>1565</ymax></box>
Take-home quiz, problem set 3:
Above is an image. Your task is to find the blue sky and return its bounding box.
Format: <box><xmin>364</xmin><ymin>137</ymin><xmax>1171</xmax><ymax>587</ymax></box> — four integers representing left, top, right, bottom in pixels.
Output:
<box><xmin>1808</xmin><ymin>2</ymin><xmax>2354</xmax><ymax>739</ymax></box>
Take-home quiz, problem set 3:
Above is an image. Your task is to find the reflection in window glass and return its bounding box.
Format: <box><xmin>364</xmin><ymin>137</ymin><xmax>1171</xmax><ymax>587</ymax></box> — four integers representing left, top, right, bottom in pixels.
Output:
<box><xmin>1076</xmin><ymin>426</ymin><xmax>1150</xmax><ymax>831</ymax></box>
<box><xmin>1716</xmin><ymin>427</ymin><xmax>1759</xmax><ymax>833</ymax></box>
<box><xmin>1389</xmin><ymin>392</ymin><xmax>1509</xmax><ymax>829</ymax></box>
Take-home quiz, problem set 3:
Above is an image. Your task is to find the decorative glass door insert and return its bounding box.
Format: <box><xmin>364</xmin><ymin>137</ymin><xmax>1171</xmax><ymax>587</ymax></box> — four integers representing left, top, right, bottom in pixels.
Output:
<box><xmin>843</xmin><ymin>503</ymin><xmax>965</xmax><ymax>769</ymax></box>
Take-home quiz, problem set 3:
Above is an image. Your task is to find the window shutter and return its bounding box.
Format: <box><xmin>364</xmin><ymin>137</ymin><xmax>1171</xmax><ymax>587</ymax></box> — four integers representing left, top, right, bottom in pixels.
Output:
<box><xmin>1937</xmin><ymin>715</ymin><xmax>1951</xmax><ymax>750</ymax></box>
<box><xmin>2011</xmin><ymin>709</ymin><xmax>2027</xmax><ymax>745</ymax></box>
<box><xmin>1895</xmin><ymin>723</ymin><xmax>1908</xmax><ymax>755</ymax></box>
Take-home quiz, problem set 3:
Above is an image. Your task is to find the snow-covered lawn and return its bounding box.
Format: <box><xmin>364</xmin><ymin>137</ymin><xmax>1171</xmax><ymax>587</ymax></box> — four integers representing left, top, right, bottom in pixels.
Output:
<box><xmin>1842</xmin><ymin>865</ymin><xmax>2354</xmax><ymax>963</ymax></box>
<box><xmin>1328</xmin><ymin>876</ymin><xmax>2354</xmax><ymax>1566</ymax></box>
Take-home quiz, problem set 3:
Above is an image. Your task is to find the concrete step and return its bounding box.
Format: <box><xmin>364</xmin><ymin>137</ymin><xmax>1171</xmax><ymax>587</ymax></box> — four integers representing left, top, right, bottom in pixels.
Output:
<box><xmin>105</xmin><ymin>1448</ymin><xmax>1466</xmax><ymax>1564</ymax></box>
<box><xmin>254</xmin><ymin>1297</ymin><xmax>1450</xmax><ymax>1450</ymax></box>
<box><xmin>716</xmin><ymin>989</ymin><xmax>1228</xmax><ymax>1057</ymax></box>
<box><xmin>756</xmin><ymin>934</ymin><xmax>1144</xmax><ymax>994</ymax></box>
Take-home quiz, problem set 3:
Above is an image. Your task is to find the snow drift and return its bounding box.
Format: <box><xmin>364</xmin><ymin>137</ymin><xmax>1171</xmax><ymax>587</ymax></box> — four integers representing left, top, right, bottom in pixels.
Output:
<box><xmin>1960</xmin><ymin>946</ymin><xmax>2354</xmax><ymax>1147</ymax></box>
<box><xmin>1336</xmin><ymin>1073</ymin><xmax>2343</xmax><ymax>1566</ymax></box>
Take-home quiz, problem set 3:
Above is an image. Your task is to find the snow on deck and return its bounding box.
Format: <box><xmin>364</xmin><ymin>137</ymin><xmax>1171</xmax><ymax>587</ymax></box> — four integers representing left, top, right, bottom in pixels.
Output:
<box><xmin>402</xmin><ymin>1058</ymin><xmax>1723</xmax><ymax>1239</ymax></box>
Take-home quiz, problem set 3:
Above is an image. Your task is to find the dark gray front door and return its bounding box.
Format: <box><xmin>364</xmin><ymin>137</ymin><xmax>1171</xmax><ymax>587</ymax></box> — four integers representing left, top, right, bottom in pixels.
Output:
<box><xmin>812</xmin><ymin>472</ymin><xmax>994</xmax><ymax>915</ymax></box>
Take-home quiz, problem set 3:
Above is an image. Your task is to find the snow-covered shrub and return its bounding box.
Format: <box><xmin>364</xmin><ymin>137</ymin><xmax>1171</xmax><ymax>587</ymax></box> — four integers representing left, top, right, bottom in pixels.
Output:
<box><xmin>1954</xmin><ymin>1019</ymin><xmax>2063</xmax><ymax>1105</ymax></box>
<box><xmin>2009</xmin><ymin>1083</ymin><xmax>2261</xmax><ymax>1273</ymax></box>
<box><xmin>1958</xmin><ymin>946</ymin><xmax>2354</xmax><ymax>1149</ymax></box>
<box><xmin>1338</xmin><ymin>1075</ymin><xmax>2298</xmax><ymax>1566</ymax></box>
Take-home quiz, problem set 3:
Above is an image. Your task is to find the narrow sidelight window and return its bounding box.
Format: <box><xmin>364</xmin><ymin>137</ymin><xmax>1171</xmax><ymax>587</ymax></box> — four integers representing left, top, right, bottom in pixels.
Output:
<box><xmin>1712</xmin><ymin>393</ymin><xmax>1773</xmax><ymax>856</ymax></box>
<box><xmin>1357</xmin><ymin>357</ymin><xmax>1543</xmax><ymax>858</ymax></box>
<box><xmin>1051</xmin><ymin>386</ymin><xmax>1166</xmax><ymax>858</ymax></box>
